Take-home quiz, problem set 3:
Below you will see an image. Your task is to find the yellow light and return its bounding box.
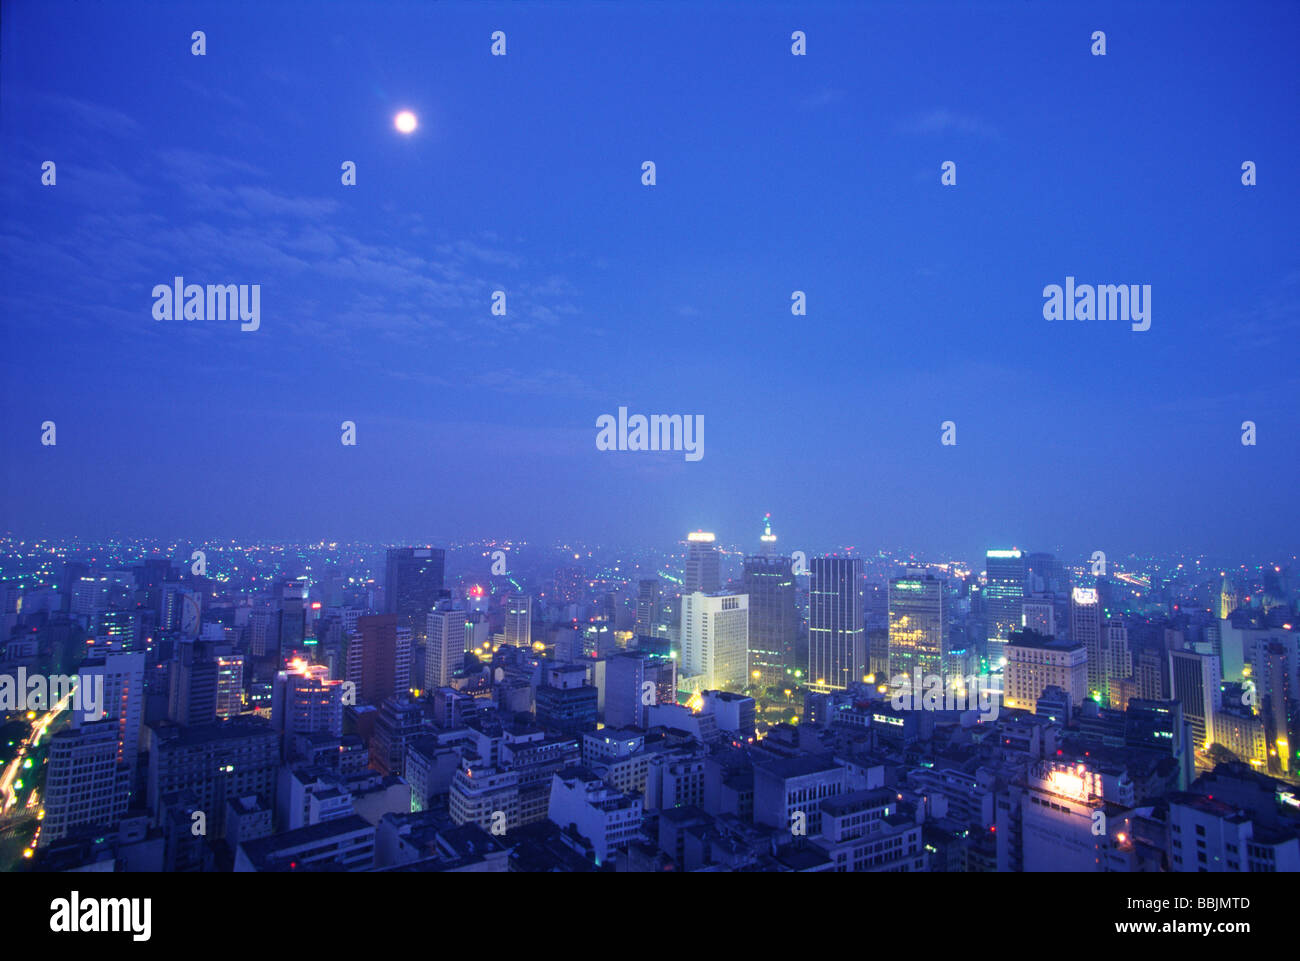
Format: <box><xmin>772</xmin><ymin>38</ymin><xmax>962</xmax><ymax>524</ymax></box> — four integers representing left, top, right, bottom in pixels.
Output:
<box><xmin>1049</xmin><ymin>770</ymin><xmax>1086</xmax><ymax>799</ymax></box>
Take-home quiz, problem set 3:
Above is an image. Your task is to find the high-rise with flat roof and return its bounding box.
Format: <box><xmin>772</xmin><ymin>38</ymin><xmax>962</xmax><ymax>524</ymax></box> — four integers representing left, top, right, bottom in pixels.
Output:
<box><xmin>1070</xmin><ymin>587</ymin><xmax>1104</xmax><ymax>701</ymax></box>
<box><xmin>682</xmin><ymin>592</ymin><xmax>749</xmax><ymax>691</ymax></box>
<box><xmin>684</xmin><ymin>531</ymin><xmax>721</xmax><ymax>594</ymax></box>
<box><xmin>888</xmin><ymin>571</ymin><xmax>946</xmax><ymax>682</ymax></box>
<box><xmin>384</xmin><ymin>547</ymin><xmax>445</xmax><ymax>640</ymax></box>
<box><xmin>743</xmin><ymin>553</ymin><xmax>796</xmax><ymax>688</ymax></box>
<box><xmin>808</xmin><ymin>556</ymin><xmax>864</xmax><ymax>692</ymax></box>
<box><xmin>985</xmin><ymin>549</ymin><xmax>1025</xmax><ymax>669</ymax></box>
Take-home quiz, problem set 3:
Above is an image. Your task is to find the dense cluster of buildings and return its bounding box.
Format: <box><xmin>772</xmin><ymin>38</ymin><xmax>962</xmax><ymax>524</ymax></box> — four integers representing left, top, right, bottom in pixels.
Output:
<box><xmin>1</xmin><ymin>527</ymin><xmax>1297</xmax><ymax>872</ymax></box>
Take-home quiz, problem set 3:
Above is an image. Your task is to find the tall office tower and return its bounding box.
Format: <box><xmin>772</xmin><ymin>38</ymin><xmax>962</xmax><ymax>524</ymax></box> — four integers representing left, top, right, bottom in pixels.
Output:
<box><xmin>1219</xmin><ymin>575</ymin><xmax>1239</xmax><ymax>620</ymax></box>
<box><xmin>273</xmin><ymin>658</ymin><xmax>344</xmax><ymax>745</ymax></box>
<box><xmin>505</xmin><ymin>594</ymin><xmax>532</xmax><ymax>647</ymax></box>
<box><xmin>215</xmin><ymin>652</ymin><xmax>245</xmax><ymax>720</ymax></box>
<box><xmin>888</xmin><ymin>571</ymin><xmax>946</xmax><ymax>682</ymax></box>
<box><xmin>349</xmin><ymin>614</ymin><xmax>412</xmax><ymax>706</ymax></box>
<box><xmin>276</xmin><ymin>578</ymin><xmax>308</xmax><ymax>650</ymax></box>
<box><xmin>1105</xmin><ymin>620</ymin><xmax>1132</xmax><ymax>708</ymax></box>
<box><xmin>1070</xmin><ymin>587</ymin><xmax>1104</xmax><ymax>701</ymax></box>
<box><xmin>1168</xmin><ymin>648</ymin><xmax>1222</xmax><ymax>751</ymax></box>
<box><xmin>604</xmin><ymin>650</ymin><xmax>677</xmax><ymax>728</ymax></box>
<box><xmin>41</xmin><ymin>721</ymin><xmax>132</xmax><ymax>842</ymax></box>
<box><xmin>681</xmin><ymin>592</ymin><xmax>750</xmax><ymax>691</ymax></box>
<box><xmin>77</xmin><ymin>650</ymin><xmax>145</xmax><ymax>774</ymax></box>
<box><xmin>742</xmin><ymin>553</ymin><xmax>797</xmax><ymax>688</ymax></box>
<box><xmin>169</xmin><ymin>640</ymin><xmax>217</xmax><ymax>727</ymax></box>
<box><xmin>424</xmin><ymin>601</ymin><xmax>468</xmax><ymax>690</ymax></box>
<box><xmin>984</xmin><ymin>549</ymin><xmax>1025</xmax><ymax>669</ymax></box>
<box><xmin>246</xmin><ymin>607</ymin><xmax>276</xmax><ymax>657</ymax></box>
<box><xmin>808</xmin><ymin>556</ymin><xmax>865</xmax><ymax>692</ymax></box>
<box><xmin>684</xmin><ymin>531</ymin><xmax>722</xmax><ymax>594</ymax></box>
<box><xmin>1024</xmin><ymin>552</ymin><xmax>1067</xmax><ymax>595</ymax></box>
<box><xmin>635</xmin><ymin>579</ymin><xmax>662</xmax><ymax>636</ymax></box>
<box><xmin>384</xmin><ymin>547</ymin><xmax>445</xmax><ymax>640</ymax></box>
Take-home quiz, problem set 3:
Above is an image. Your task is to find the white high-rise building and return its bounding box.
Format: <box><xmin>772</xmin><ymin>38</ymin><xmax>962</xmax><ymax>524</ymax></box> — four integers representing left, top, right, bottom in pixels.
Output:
<box><xmin>425</xmin><ymin>603</ymin><xmax>468</xmax><ymax>690</ymax></box>
<box><xmin>504</xmin><ymin>594</ymin><xmax>532</xmax><ymax>648</ymax></box>
<box><xmin>681</xmin><ymin>591</ymin><xmax>748</xmax><ymax>691</ymax></box>
<box><xmin>41</xmin><ymin>721</ymin><xmax>132</xmax><ymax>842</ymax></box>
<box><xmin>76</xmin><ymin>650</ymin><xmax>144</xmax><ymax>774</ymax></box>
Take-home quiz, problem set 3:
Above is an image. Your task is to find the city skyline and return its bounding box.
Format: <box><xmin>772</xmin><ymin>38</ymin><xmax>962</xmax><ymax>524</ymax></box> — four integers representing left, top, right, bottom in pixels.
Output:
<box><xmin>1</xmin><ymin>0</ymin><xmax>1297</xmax><ymax>892</ymax></box>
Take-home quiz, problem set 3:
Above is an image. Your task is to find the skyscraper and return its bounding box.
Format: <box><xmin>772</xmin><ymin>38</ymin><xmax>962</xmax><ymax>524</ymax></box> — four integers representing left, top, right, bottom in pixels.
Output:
<box><xmin>349</xmin><ymin>614</ymin><xmax>411</xmax><ymax>706</ymax></box>
<box><xmin>808</xmin><ymin>556</ymin><xmax>865</xmax><ymax>692</ymax></box>
<box><xmin>888</xmin><ymin>570</ymin><xmax>946</xmax><ymax>682</ymax></box>
<box><xmin>384</xmin><ymin>547</ymin><xmax>445</xmax><ymax>640</ymax></box>
<box><xmin>681</xmin><ymin>592</ymin><xmax>749</xmax><ymax>691</ymax></box>
<box><xmin>1070</xmin><ymin>587</ymin><xmax>1104</xmax><ymax>702</ymax></box>
<box><xmin>684</xmin><ymin>531</ymin><xmax>721</xmax><ymax>594</ymax></box>
<box><xmin>984</xmin><ymin>549</ymin><xmax>1025</xmax><ymax>669</ymax></box>
<box><xmin>425</xmin><ymin>601</ymin><xmax>468</xmax><ymax>690</ymax></box>
<box><xmin>504</xmin><ymin>594</ymin><xmax>532</xmax><ymax>648</ymax></box>
<box><xmin>742</xmin><ymin>553</ymin><xmax>797</xmax><ymax>688</ymax></box>
<box><xmin>1169</xmin><ymin>648</ymin><xmax>1222</xmax><ymax>751</ymax></box>
<box><xmin>634</xmin><ymin>578</ymin><xmax>661</xmax><ymax>637</ymax></box>
<box><xmin>77</xmin><ymin>650</ymin><xmax>145</xmax><ymax>776</ymax></box>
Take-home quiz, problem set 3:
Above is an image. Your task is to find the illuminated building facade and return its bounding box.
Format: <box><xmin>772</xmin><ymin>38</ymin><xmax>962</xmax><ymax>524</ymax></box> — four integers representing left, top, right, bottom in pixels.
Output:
<box><xmin>808</xmin><ymin>556</ymin><xmax>864</xmax><ymax>692</ymax></box>
<box><xmin>684</xmin><ymin>531</ymin><xmax>721</xmax><ymax>594</ymax></box>
<box><xmin>681</xmin><ymin>591</ymin><xmax>749</xmax><ymax>691</ymax></box>
<box><xmin>1070</xmin><ymin>587</ymin><xmax>1104</xmax><ymax>701</ymax></box>
<box><xmin>888</xmin><ymin>571</ymin><xmax>945</xmax><ymax>683</ymax></box>
<box><xmin>984</xmin><ymin>549</ymin><xmax>1024</xmax><ymax>669</ymax></box>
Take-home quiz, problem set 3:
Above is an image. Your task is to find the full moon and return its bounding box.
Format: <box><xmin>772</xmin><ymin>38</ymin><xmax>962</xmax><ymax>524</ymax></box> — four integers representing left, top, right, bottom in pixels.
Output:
<box><xmin>394</xmin><ymin>111</ymin><xmax>417</xmax><ymax>134</ymax></box>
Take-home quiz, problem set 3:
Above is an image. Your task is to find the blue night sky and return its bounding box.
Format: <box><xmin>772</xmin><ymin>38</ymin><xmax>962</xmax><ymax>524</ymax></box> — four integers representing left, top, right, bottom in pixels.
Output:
<box><xmin>2</xmin><ymin>0</ymin><xmax>1297</xmax><ymax>560</ymax></box>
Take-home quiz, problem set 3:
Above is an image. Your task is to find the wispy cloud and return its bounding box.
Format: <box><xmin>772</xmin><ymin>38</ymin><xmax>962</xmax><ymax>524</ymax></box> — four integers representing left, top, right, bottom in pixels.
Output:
<box><xmin>900</xmin><ymin>109</ymin><xmax>1000</xmax><ymax>140</ymax></box>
